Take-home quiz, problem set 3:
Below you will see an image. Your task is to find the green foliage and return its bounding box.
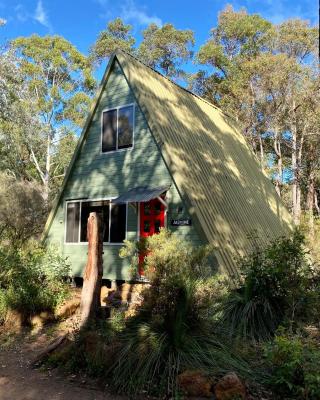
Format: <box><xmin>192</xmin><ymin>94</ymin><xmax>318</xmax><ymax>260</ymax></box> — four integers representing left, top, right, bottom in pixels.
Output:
<box><xmin>264</xmin><ymin>332</ymin><xmax>320</xmax><ymax>399</ymax></box>
<box><xmin>276</xmin><ymin>19</ymin><xmax>319</xmax><ymax>61</ymax></box>
<box><xmin>49</xmin><ymin>309</ymin><xmax>126</xmax><ymax>375</ymax></box>
<box><xmin>138</xmin><ymin>23</ymin><xmax>195</xmax><ymax>77</ymax></box>
<box><xmin>0</xmin><ymin>48</ymin><xmax>43</xmax><ymax>183</ymax></box>
<box><xmin>115</xmin><ymin>230</ymin><xmax>248</xmax><ymax>396</ymax></box>
<box><xmin>90</xmin><ymin>19</ymin><xmax>195</xmax><ymax>78</ymax></box>
<box><xmin>89</xmin><ymin>18</ymin><xmax>136</xmax><ymax>65</ymax></box>
<box><xmin>12</xmin><ymin>35</ymin><xmax>95</xmax><ymax>107</ymax></box>
<box><xmin>11</xmin><ymin>35</ymin><xmax>95</xmax><ymax>198</ymax></box>
<box><xmin>220</xmin><ymin>231</ymin><xmax>320</xmax><ymax>341</ymax></box>
<box><xmin>49</xmin><ymin>131</ymin><xmax>77</xmax><ymax>198</ymax></box>
<box><xmin>0</xmin><ymin>241</ymin><xmax>70</xmax><ymax>322</ymax></box>
<box><xmin>193</xmin><ymin>5</ymin><xmax>320</xmax><ymax>238</ymax></box>
<box><xmin>0</xmin><ymin>173</ymin><xmax>47</xmax><ymax>244</ymax></box>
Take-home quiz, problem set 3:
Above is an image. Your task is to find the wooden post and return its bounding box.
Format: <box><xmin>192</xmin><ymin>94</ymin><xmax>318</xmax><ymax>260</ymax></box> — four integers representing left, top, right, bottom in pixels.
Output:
<box><xmin>80</xmin><ymin>212</ymin><xmax>103</xmax><ymax>327</ymax></box>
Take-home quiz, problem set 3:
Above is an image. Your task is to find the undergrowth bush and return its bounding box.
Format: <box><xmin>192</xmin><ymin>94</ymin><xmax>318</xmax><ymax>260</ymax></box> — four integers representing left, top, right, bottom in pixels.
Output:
<box><xmin>48</xmin><ymin>308</ymin><xmax>126</xmax><ymax>376</ymax></box>
<box><xmin>50</xmin><ymin>229</ymin><xmax>320</xmax><ymax>398</ymax></box>
<box><xmin>264</xmin><ymin>330</ymin><xmax>320</xmax><ymax>399</ymax></box>
<box><xmin>219</xmin><ymin>230</ymin><xmax>320</xmax><ymax>341</ymax></box>
<box><xmin>0</xmin><ymin>240</ymin><xmax>70</xmax><ymax>322</ymax></box>
<box><xmin>0</xmin><ymin>173</ymin><xmax>46</xmax><ymax>244</ymax></box>
<box><xmin>111</xmin><ymin>230</ymin><xmax>250</xmax><ymax>396</ymax></box>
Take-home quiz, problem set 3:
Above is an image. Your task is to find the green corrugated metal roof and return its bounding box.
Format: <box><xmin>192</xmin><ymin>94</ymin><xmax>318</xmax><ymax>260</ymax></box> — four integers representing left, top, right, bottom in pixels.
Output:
<box><xmin>116</xmin><ymin>50</ymin><xmax>293</xmax><ymax>275</ymax></box>
<box><xmin>44</xmin><ymin>50</ymin><xmax>293</xmax><ymax>276</ymax></box>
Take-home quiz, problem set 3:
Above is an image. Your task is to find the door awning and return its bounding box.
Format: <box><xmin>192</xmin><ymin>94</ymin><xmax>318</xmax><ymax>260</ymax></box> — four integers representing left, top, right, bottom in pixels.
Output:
<box><xmin>112</xmin><ymin>185</ymin><xmax>170</xmax><ymax>204</ymax></box>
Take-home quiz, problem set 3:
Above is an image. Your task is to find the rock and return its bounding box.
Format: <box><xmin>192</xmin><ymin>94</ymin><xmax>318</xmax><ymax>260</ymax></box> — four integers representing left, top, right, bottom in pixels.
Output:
<box><xmin>4</xmin><ymin>310</ymin><xmax>23</xmax><ymax>332</ymax></box>
<box><xmin>30</xmin><ymin>315</ymin><xmax>43</xmax><ymax>328</ymax></box>
<box><xmin>124</xmin><ymin>308</ymin><xmax>138</xmax><ymax>318</ymax></box>
<box><xmin>177</xmin><ymin>370</ymin><xmax>213</xmax><ymax>397</ymax></box>
<box><xmin>31</xmin><ymin>311</ymin><xmax>55</xmax><ymax>328</ymax></box>
<box><xmin>0</xmin><ymin>377</ymin><xmax>10</xmax><ymax>386</ymax></box>
<box><xmin>119</xmin><ymin>282</ymin><xmax>149</xmax><ymax>294</ymax></box>
<box><xmin>55</xmin><ymin>298</ymin><xmax>80</xmax><ymax>319</ymax></box>
<box><xmin>100</xmin><ymin>286</ymin><xmax>110</xmax><ymax>306</ymax></box>
<box><xmin>214</xmin><ymin>372</ymin><xmax>246</xmax><ymax>400</ymax></box>
<box><xmin>39</xmin><ymin>311</ymin><xmax>55</xmax><ymax>321</ymax></box>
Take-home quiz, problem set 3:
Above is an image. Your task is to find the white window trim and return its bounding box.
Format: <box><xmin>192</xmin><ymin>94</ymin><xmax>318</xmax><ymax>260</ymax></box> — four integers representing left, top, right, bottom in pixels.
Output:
<box><xmin>64</xmin><ymin>197</ymin><xmax>128</xmax><ymax>246</ymax></box>
<box><xmin>101</xmin><ymin>103</ymin><xmax>135</xmax><ymax>154</ymax></box>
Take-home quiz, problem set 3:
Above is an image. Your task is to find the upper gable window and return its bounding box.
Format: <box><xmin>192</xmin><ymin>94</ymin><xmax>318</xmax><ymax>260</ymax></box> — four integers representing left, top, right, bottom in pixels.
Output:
<box><xmin>102</xmin><ymin>104</ymin><xmax>134</xmax><ymax>153</ymax></box>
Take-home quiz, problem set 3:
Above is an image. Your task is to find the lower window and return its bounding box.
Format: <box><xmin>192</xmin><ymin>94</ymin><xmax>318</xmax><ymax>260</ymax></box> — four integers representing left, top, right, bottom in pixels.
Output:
<box><xmin>65</xmin><ymin>200</ymin><xmax>126</xmax><ymax>244</ymax></box>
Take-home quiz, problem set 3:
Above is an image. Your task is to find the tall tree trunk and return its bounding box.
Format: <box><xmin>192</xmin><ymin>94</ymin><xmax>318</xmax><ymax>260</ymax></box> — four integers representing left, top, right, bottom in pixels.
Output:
<box><xmin>43</xmin><ymin>130</ymin><xmax>51</xmax><ymax>202</ymax></box>
<box><xmin>291</xmin><ymin>106</ymin><xmax>301</xmax><ymax>225</ymax></box>
<box><xmin>80</xmin><ymin>212</ymin><xmax>103</xmax><ymax>327</ymax></box>
<box><xmin>315</xmin><ymin>191</ymin><xmax>320</xmax><ymax>216</ymax></box>
<box><xmin>273</xmin><ymin>128</ymin><xmax>283</xmax><ymax>197</ymax></box>
<box><xmin>307</xmin><ymin>170</ymin><xmax>316</xmax><ymax>239</ymax></box>
<box><xmin>259</xmin><ymin>135</ymin><xmax>265</xmax><ymax>167</ymax></box>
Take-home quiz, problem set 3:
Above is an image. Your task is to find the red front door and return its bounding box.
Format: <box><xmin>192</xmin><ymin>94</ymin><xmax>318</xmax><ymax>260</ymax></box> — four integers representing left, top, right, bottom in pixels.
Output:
<box><xmin>139</xmin><ymin>198</ymin><xmax>165</xmax><ymax>274</ymax></box>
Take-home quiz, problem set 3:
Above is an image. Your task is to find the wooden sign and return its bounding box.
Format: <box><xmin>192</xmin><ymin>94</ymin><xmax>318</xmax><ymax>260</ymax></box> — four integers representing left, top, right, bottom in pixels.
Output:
<box><xmin>171</xmin><ymin>219</ymin><xmax>192</xmax><ymax>226</ymax></box>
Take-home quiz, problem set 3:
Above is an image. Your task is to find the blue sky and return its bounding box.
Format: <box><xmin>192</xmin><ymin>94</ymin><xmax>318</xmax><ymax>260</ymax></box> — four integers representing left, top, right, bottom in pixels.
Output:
<box><xmin>0</xmin><ymin>0</ymin><xmax>318</xmax><ymax>79</ymax></box>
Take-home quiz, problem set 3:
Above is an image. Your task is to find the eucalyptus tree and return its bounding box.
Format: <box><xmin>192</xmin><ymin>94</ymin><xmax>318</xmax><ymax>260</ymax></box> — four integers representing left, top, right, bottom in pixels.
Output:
<box><xmin>194</xmin><ymin>5</ymin><xmax>319</xmax><ymax>227</ymax></box>
<box><xmin>195</xmin><ymin>5</ymin><xmax>273</xmax><ymax>159</ymax></box>
<box><xmin>89</xmin><ymin>18</ymin><xmax>136</xmax><ymax>65</ymax></box>
<box><xmin>12</xmin><ymin>35</ymin><xmax>96</xmax><ymax>201</ymax></box>
<box><xmin>0</xmin><ymin>48</ymin><xmax>43</xmax><ymax>182</ymax></box>
<box><xmin>138</xmin><ymin>23</ymin><xmax>195</xmax><ymax>78</ymax></box>
<box><xmin>90</xmin><ymin>18</ymin><xmax>195</xmax><ymax>79</ymax></box>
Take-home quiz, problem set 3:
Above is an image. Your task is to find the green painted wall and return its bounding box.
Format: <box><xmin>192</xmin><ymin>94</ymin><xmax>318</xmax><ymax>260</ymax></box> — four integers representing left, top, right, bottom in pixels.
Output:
<box><xmin>46</xmin><ymin>60</ymin><xmax>204</xmax><ymax>280</ymax></box>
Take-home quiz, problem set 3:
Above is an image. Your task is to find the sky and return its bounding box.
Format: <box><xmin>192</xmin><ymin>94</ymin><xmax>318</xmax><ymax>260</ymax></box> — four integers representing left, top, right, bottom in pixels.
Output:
<box><xmin>0</xmin><ymin>0</ymin><xmax>318</xmax><ymax>79</ymax></box>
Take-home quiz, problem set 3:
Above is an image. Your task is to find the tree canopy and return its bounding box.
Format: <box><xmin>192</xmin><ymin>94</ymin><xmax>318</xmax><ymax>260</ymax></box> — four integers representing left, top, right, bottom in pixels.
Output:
<box><xmin>90</xmin><ymin>18</ymin><xmax>195</xmax><ymax>78</ymax></box>
<box><xmin>138</xmin><ymin>23</ymin><xmax>194</xmax><ymax>77</ymax></box>
<box><xmin>89</xmin><ymin>18</ymin><xmax>136</xmax><ymax>66</ymax></box>
<box><xmin>192</xmin><ymin>6</ymin><xmax>319</xmax><ymax>241</ymax></box>
<box><xmin>11</xmin><ymin>35</ymin><xmax>95</xmax><ymax>200</ymax></box>
<box><xmin>0</xmin><ymin>7</ymin><xmax>319</xmax><ymax>257</ymax></box>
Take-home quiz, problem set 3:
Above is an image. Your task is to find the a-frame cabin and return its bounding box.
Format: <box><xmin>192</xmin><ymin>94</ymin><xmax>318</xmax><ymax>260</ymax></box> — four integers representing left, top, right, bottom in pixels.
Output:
<box><xmin>44</xmin><ymin>50</ymin><xmax>292</xmax><ymax>281</ymax></box>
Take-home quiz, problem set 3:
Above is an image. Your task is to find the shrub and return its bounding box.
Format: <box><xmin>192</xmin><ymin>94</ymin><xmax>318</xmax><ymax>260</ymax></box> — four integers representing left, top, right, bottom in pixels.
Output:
<box><xmin>112</xmin><ymin>230</ymin><xmax>249</xmax><ymax>396</ymax></box>
<box><xmin>49</xmin><ymin>309</ymin><xmax>126</xmax><ymax>374</ymax></box>
<box><xmin>219</xmin><ymin>230</ymin><xmax>320</xmax><ymax>341</ymax></box>
<box><xmin>0</xmin><ymin>241</ymin><xmax>70</xmax><ymax>322</ymax></box>
<box><xmin>264</xmin><ymin>331</ymin><xmax>320</xmax><ymax>399</ymax></box>
<box><xmin>0</xmin><ymin>173</ymin><xmax>46</xmax><ymax>245</ymax></box>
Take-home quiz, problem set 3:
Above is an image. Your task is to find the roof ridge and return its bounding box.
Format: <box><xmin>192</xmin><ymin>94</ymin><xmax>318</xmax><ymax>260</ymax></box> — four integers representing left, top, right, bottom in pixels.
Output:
<box><xmin>115</xmin><ymin>49</ymin><xmax>237</xmax><ymax>122</ymax></box>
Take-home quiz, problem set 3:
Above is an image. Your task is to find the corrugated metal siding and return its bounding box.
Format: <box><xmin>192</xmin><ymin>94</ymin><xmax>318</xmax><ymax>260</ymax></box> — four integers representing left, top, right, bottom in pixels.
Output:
<box><xmin>46</xmin><ymin>61</ymin><xmax>204</xmax><ymax>279</ymax></box>
<box><xmin>117</xmin><ymin>51</ymin><xmax>293</xmax><ymax>276</ymax></box>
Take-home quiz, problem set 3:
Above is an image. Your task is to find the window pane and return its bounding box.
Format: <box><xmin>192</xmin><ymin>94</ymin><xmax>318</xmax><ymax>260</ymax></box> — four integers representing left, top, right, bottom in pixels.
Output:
<box><xmin>80</xmin><ymin>201</ymin><xmax>110</xmax><ymax>242</ymax></box>
<box><xmin>110</xmin><ymin>204</ymin><xmax>126</xmax><ymax>243</ymax></box>
<box><xmin>102</xmin><ymin>110</ymin><xmax>117</xmax><ymax>152</ymax></box>
<box><xmin>118</xmin><ymin>106</ymin><xmax>133</xmax><ymax>149</ymax></box>
<box><xmin>66</xmin><ymin>202</ymin><xmax>80</xmax><ymax>243</ymax></box>
<box><xmin>144</xmin><ymin>220</ymin><xmax>150</xmax><ymax>233</ymax></box>
<box><xmin>144</xmin><ymin>203</ymin><xmax>151</xmax><ymax>215</ymax></box>
<box><xmin>154</xmin><ymin>220</ymin><xmax>161</xmax><ymax>233</ymax></box>
<box><xmin>154</xmin><ymin>201</ymin><xmax>161</xmax><ymax>215</ymax></box>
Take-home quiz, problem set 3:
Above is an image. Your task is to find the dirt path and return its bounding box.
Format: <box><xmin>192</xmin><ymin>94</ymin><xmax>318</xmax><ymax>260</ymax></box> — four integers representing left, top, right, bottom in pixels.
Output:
<box><xmin>0</xmin><ymin>335</ymin><xmax>124</xmax><ymax>400</ymax></box>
